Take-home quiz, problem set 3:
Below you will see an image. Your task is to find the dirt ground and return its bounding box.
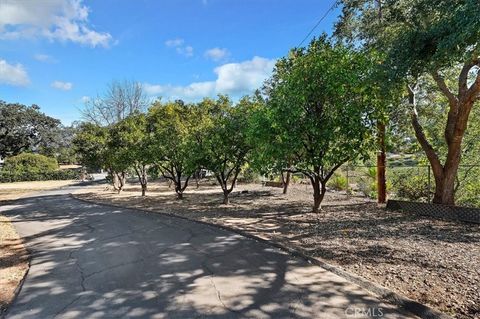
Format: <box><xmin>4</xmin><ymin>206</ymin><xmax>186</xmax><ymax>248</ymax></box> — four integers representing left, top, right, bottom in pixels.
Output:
<box><xmin>75</xmin><ymin>180</ymin><xmax>480</xmax><ymax>319</ymax></box>
<box><xmin>0</xmin><ymin>180</ymin><xmax>76</xmax><ymax>314</ymax></box>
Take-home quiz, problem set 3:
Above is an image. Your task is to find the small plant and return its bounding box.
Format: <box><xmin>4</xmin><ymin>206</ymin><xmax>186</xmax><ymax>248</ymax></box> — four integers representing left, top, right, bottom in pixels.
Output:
<box><xmin>290</xmin><ymin>174</ymin><xmax>303</xmax><ymax>184</ymax></box>
<box><xmin>355</xmin><ymin>167</ymin><xmax>377</xmax><ymax>199</ymax></box>
<box><xmin>327</xmin><ymin>172</ymin><xmax>348</xmax><ymax>191</ymax></box>
<box><xmin>239</xmin><ymin>167</ymin><xmax>261</xmax><ymax>183</ymax></box>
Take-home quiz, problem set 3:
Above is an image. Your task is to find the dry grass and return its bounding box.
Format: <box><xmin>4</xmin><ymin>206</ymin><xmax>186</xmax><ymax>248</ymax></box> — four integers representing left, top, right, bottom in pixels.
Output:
<box><xmin>0</xmin><ymin>179</ymin><xmax>77</xmax><ymax>314</ymax></box>
<box><xmin>75</xmin><ymin>180</ymin><xmax>480</xmax><ymax>319</ymax></box>
<box><xmin>0</xmin><ymin>180</ymin><xmax>77</xmax><ymax>201</ymax></box>
<box><xmin>0</xmin><ymin>216</ymin><xmax>29</xmax><ymax>314</ymax></box>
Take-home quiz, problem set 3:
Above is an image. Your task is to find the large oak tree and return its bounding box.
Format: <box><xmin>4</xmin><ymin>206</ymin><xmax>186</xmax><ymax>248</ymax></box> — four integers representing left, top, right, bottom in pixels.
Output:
<box><xmin>336</xmin><ymin>0</ymin><xmax>480</xmax><ymax>205</ymax></box>
<box><xmin>0</xmin><ymin>101</ymin><xmax>60</xmax><ymax>159</ymax></box>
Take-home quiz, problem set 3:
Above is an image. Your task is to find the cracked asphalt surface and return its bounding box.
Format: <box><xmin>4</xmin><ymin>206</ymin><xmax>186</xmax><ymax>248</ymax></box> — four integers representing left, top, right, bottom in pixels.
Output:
<box><xmin>1</xmin><ymin>186</ymin><xmax>415</xmax><ymax>318</ymax></box>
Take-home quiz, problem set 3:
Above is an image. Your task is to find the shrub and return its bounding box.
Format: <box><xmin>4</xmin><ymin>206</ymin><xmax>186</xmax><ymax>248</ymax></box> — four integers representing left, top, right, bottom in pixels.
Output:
<box><xmin>291</xmin><ymin>174</ymin><xmax>304</xmax><ymax>184</ymax></box>
<box><xmin>327</xmin><ymin>172</ymin><xmax>348</xmax><ymax>191</ymax></box>
<box><xmin>456</xmin><ymin>183</ymin><xmax>480</xmax><ymax>207</ymax></box>
<box><xmin>3</xmin><ymin>153</ymin><xmax>58</xmax><ymax>174</ymax></box>
<box><xmin>455</xmin><ymin>171</ymin><xmax>480</xmax><ymax>208</ymax></box>
<box><xmin>238</xmin><ymin>167</ymin><xmax>261</xmax><ymax>183</ymax></box>
<box><xmin>390</xmin><ymin>169</ymin><xmax>430</xmax><ymax>202</ymax></box>
<box><xmin>0</xmin><ymin>153</ymin><xmax>79</xmax><ymax>182</ymax></box>
<box><xmin>355</xmin><ymin>167</ymin><xmax>377</xmax><ymax>199</ymax></box>
<box><xmin>0</xmin><ymin>169</ymin><xmax>78</xmax><ymax>183</ymax></box>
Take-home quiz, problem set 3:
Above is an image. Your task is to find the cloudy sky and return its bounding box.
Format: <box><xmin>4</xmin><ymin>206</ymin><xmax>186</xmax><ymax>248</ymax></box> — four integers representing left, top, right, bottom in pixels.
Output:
<box><xmin>0</xmin><ymin>0</ymin><xmax>339</xmax><ymax>124</ymax></box>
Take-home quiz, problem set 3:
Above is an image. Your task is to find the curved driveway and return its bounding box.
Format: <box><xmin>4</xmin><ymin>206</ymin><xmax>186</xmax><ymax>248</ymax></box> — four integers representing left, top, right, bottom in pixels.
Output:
<box><xmin>1</xmin><ymin>187</ymin><xmax>414</xmax><ymax>319</ymax></box>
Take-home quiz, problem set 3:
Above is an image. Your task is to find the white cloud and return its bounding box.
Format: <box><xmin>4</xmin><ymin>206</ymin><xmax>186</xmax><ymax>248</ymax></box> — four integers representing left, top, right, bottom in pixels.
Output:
<box><xmin>177</xmin><ymin>45</ymin><xmax>194</xmax><ymax>57</ymax></box>
<box><xmin>214</xmin><ymin>56</ymin><xmax>275</xmax><ymax>94</ymax></box>
<box><xmin>0</xmin><ymin>0</ymin><xmax>112</xmax><ymax>48</ymax></box>
<box><xmin>144</xmin><ymin>56</ymin><xmax>276</xmax><ymax>101</ymax></box>
<box><xmin>51</xmin><ymin>80</ymin><xmax>73</xmax><ymax>90</ymax></box>
<box><xmin>80</xmin><ymin>95</ymin><xmax>90</xmax><ymax>103</ymax></box>
<box><xmin>0</xmin><ymin>59</ymin><xmax>30</xmax><ymax>86</ymax></box>
<box><xmin>204</xmin><ymin>47</ymin><xmax>230</xmax><ymax>62</ymax></box>
<box><xmin>34</xmin><ymin>54</ymin><xmax>56</xmax><ymax>63</ymax></box>
<box><xmin>165</xmin><ymin>38</ymin><xmax>184</xmax><ymax>47</ymax></box>
<box><xmin>165</xmin><ymin>38</ymin><xmax>194</xmax><ymax>57</ymax></box>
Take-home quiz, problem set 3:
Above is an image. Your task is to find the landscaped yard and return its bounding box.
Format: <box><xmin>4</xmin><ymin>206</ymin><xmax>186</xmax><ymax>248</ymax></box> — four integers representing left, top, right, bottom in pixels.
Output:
<box><xmin>75</xmin><ymin>180</ymin><xmax>480</xmax><ymax>319</ymax></box>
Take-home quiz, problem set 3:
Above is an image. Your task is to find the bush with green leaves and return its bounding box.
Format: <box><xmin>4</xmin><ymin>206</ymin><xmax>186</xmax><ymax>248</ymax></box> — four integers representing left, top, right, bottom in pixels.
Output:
<box><xmin>456</xmin><ymin>182</ymin><xmax>480</xmax><ymax>208</ymax></box>
<box><xmin>3</xmin><ymin>153</ymin><xmax>58</xmax><ymax>174</ymax></box>
<box><xmin>0</xmin><ymin>168</ymin><xmax>78</xmax><ymax>182</ymax></box>
<box><xmin>354</xmin><ymin>167</ymin><xmax>377</xmax><ymax>199</ymax></box>
<box><xmin>238</xmin><ymin>167</ymin><xmax>261</xmax><ymax>184</ymax></box>
<box><xmin>0</xmin><ymin>153</ymin><xmax>80</xmax><ymax>182</ymax></box>
<box><xmin>327</xmin><ymin>172</ymin><xmax>348</xmax><ymax>191</ymax></box>
<box><xmin>390</xmin><ymin>169</ymin><xmax>430</xmax><ymax>202</ymax></box>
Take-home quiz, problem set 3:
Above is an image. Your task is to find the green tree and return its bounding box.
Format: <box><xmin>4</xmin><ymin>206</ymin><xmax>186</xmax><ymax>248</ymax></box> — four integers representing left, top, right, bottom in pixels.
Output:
<box><xmin>248</xmin><ymin>93</ymin><xmax>294</xmax><ymax>194</ymax></box>
<box><xmin>73</xmin><ymin>122</ymin><xmax>127</xmax><ymax>191</ymax></box>
<box><xmin>109</xmin><ymin>114</ymin><xmax>152</xmax><ymax>196</ymax></box>
<box><xmin>39</xmin><ymin>124</ymin><xmax>79</xmax><ymax>164</ymax></box>
<box><xmin>73</xmin><ymin>123</ymin><xmax>108</xmax><ymax>172</ymax></box>
<box><xmin>148</xmin><ymin>100</ymin><xmax>198</xmax><ymax>199</ymax></box>
<box><xmin>0</xmin><ymin>101</ymin><xmax>61</xmax><ymax>159</ymax></box>
<box><xmin>261</xmin><ymin>36</ymin><xmax>376</xmax><ymax>212</ymax></box>
<box><xmin>336</xmin><ymin>0</ymin><xmax>480</xmax><ymax>205</ymax></box>
<box><xmin>195</xmin><ymin>96</ymin><xmax>256</xmax><ymax>204</ymax></box>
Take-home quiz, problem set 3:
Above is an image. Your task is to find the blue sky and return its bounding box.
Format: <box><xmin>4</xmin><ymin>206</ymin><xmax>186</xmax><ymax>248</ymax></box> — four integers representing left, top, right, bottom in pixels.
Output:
<box><xmin>0</xmin><ymin>0</ymin><xmax>340</xmax><ymax>125</ymax></box>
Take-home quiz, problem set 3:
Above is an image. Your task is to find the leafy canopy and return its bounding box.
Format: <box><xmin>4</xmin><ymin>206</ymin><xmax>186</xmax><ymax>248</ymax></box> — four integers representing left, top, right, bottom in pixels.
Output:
<box><xmin>0</xmin><ymin>101</ymin><xmax>61</xmax><ymax>159</ymax></box>
<box><xmin>148</xmin><ymin>100</ymin><xmax>198</xmax><ymax>178</ymax></box>
<box><xmin>336</xmin><ymin>0</ymin><xmax>480</xmax><ymax>77</ymax></box>
<box><xmin>261</xmin><ymin>36</ymin><xmax>376</xmax><ymax>178</ymax></box>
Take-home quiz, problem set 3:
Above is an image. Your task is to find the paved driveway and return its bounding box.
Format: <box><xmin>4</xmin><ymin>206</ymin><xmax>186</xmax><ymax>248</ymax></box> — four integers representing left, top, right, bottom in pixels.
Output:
<box><xmin>1</xmin><ymin>187</ymin><xmax>414</xmax><ymax>318</ymax></box>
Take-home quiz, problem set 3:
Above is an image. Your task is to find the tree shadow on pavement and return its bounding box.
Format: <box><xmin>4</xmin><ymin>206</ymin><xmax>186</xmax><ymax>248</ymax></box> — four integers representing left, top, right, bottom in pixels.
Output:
<box><xmin>0</xmin><ymin>194</ymin><xmax>412</xmax><ymax>319</ymax></box>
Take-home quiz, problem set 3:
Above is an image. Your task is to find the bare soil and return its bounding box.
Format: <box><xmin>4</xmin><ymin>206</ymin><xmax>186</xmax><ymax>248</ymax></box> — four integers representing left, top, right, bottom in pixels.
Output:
<box><xmin>75</xmin><ymin>180</ymin><xmax>480</xmax><ymax>319</ymax></box>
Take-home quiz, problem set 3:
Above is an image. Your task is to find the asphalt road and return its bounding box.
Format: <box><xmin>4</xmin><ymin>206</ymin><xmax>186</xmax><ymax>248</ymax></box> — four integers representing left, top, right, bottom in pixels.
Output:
<box><xmin>1</xmin><ymin>186</ymin><xmax>415</xmax><ymax>319</ymax></box>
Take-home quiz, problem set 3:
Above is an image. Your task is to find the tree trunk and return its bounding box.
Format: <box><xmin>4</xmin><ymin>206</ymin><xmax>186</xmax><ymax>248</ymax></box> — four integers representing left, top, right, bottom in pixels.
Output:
<box><xmin>408</xmin><ymin>82</ymin><xmax>469</xmax><ymax>206</ymax></box>
<box><xmin>377</xmin><ymin>121</ymin><xmax>387</xmax><ymax>204</ymax></box>
<box><xmin>282</xmin><ymin>171</ymin><xmax>291</xmax><ymax>194</ymax></box>
<box><xmin>432</xmin><ymin>157</ymin><xmax>460</xmax><ymax>205</ymax></box>
<box><xmin>223</xmin><ymin>190</ymin><xmax>230</xmax><ymax>205</ymax></box>
<box><xmin>135</xmin><ymin>166</ymin><xmax>148</xmax><ymax>197</ymax></box>
<box><xmin>116</xmin><ymin>172</ymin><xmax>125</xmax><ymax>194</ymax></box>
<box><xmin>311</xmin><ymin>176</ymin><xmax>326</xmax><ymax>213</ymax></box>
<box><xmin>111</xmin><ymin>170</ymin><xmax>119</xmax><ymax>191</ymax></box>
<box><xmin>176</xmin><ymin>191</ymin><xmax>183</xmax><ymax>200</ymax></box>
<box><xmin>194</xmin><ymin>171</ymin><xmax>200</xmax><ymax>189</ymax></box>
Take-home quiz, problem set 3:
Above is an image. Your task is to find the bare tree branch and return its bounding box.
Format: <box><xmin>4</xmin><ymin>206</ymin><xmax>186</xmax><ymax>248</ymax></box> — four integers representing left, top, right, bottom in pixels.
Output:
<box><xmin>81</xmin><ymin>80</ymin><xmax>149</xmax><ymax>126</ymax></box>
